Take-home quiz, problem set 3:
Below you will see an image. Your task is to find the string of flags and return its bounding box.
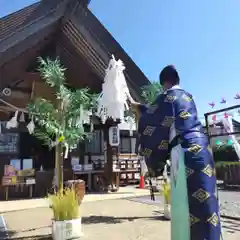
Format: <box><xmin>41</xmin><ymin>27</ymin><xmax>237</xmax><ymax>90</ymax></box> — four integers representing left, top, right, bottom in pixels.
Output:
<box><xmin>208</xmin><ymin>93</ymin><xmax>240</xmax><ymax>121</ymax></box>
<box><xmin>208</xmin><ymin>93</ymin><xmax>240</xmax><ymax>108</ymax></box>
<box><xmin>206</xmin><ymin>96</ymin><xmax>239</xmax><ymax>147</ymax></box>
<box><xmin>211</xmin><ymin>112</ymin><xmax>230</xmax><ymax>122</ymax></box>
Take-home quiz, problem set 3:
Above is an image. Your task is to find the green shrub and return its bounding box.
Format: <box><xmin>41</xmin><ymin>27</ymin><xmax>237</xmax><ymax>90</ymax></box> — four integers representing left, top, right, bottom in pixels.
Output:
<box><xmin>215</xmin><ymin>161</ymin><xmax>240</xmax><ymax>169</ymax></box>
<box><xmin>215</xmin><ymin>161</ymin><xmax>240</xmax><ymax>180</ymax></box>
<box><xmin>213</xmin><ymin>145</ymin><xmax>238</xmax><ymax>163</ymax></box>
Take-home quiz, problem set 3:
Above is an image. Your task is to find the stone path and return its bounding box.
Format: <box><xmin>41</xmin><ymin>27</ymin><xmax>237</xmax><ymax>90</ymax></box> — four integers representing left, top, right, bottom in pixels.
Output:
<box><xmin>2</xmin><ymin>199</ymin><xmax>240</xmax><ymax>240</ymax></box>
<box><xmin>129</xmin><ymin>188</ymin><xmax>240</xmax><ymax>218</ymax></box>
<box><xmin>219</xmin><ymin>189</ymin><xmax>240</xmax><ymax>218</ymax></box>
<box><xmin>0</xmin><ymin>186</ymin><xmax>150</xmax><ymax>213</ymax></box>
<box><xmin>1</xmin><ymin>186</ymin><xmax>240</xmax><ymax>218</ymax></box>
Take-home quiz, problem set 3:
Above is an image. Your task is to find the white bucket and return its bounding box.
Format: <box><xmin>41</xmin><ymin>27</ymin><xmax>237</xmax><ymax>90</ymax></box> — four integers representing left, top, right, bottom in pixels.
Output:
<box><xmin>164</xmin><ymin>204</ymin><xmax>171</xmax><ymax>220</ymax></box>
<box><xmin>52</xmin><ymin>218</ymin><xmax>83</xmax><ymax>240</ymax></box>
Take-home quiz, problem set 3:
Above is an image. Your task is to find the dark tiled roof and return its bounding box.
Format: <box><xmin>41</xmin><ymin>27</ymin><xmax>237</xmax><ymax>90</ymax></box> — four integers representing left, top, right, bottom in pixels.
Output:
<box><xmin>0</xmin><ymin>2</ymin><xmax>40</xmax><ymax>40</ymax></box>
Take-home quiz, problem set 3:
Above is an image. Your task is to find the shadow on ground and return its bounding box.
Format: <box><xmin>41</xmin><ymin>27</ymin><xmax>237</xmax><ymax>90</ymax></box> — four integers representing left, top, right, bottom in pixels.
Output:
<box><xmin>222</xmin><ymin>219</ymin><xmax>240</xmax><ymax>234</ymax></box>
<box><xmin>218</xmin><ymin>184</ymin><xmax>240</xmax><ymax>192</ymax></box>
<box><xmin>86</xmin><ymin>191</ymin><xmax>134</xmax><ymax>195</ymax></box>
<box><xmin>82</xmin><ymin>214</ymin><xmax>169</xmax><ymax>225</ymax></box>
<box><xmin>7</xmin><ymin>233</ymin><xmax>51</xmax><ymax>240</ymax></box>
<box><xmin>1</xmin><ymin>227</ymin><xmax>51</xmax><ymax>240</ymax></box>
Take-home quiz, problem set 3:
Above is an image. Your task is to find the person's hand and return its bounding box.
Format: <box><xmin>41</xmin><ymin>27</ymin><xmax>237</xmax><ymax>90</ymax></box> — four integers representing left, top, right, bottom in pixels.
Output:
<box><xmin>126</xmin><ymin>92</ymin><xmax>140</xmax><ymax>110</ymax></box>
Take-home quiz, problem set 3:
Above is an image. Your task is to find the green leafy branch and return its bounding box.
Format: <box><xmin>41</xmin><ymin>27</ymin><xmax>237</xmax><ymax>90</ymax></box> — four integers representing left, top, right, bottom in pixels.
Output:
<box><xmin>141</xmin><ymin>81</ymin><xmax>163</xmax><ymax>104</ymax></box>
<box><xmin>27</xmin><ymin>57</ymin><xmax>97</xmax><ymax>150</ymax></box>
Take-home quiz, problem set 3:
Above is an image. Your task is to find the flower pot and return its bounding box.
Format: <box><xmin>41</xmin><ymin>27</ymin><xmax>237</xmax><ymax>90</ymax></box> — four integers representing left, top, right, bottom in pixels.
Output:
<box><xmin>164</xmin><ymin>204</ymin><xmax>171</xmax><ymax>220</ymax></box>
<box><xmin>52</xmin><ymin>218</ymin><xmax>83</xmax><ymax>240</ymax></box>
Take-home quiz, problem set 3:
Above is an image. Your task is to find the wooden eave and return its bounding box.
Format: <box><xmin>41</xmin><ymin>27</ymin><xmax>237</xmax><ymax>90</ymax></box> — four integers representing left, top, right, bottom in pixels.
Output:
<box><xmin>59</xmin><ymin>5</ymin><xmax>150</xmax><ymax>100</ymax></box>
<box><xmin>79</xmin><ymin>9</ymin><xmax>151</xmax><ymax>89</ymax></box>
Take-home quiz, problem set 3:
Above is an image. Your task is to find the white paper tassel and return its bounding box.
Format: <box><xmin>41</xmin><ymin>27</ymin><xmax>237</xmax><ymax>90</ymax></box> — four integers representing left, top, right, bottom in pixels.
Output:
<box><xmin>64</xmin><ymin>144</ymin><xmax>69</xmax><ymax>159</ymax></box>
<box><xmin>27</xmin><ymin>119</ymin><xmax>35</xmax><ymax>134</ymax></box>
<box><xmin>96</xmin><ymin>56</ymin><xmax>132</xmax><ymax>123</ymax></box>
<box><xmin>19</xmin><ymin>112</ymin><xmax>25</xmax><ymax>122</ymax></box>
<box><xmin>76</xmin><ymin>105</ymin><xmax>83</xmax><ymax>128</ymax></box>
<box><xmin>128</xmin><ymin>117</ymin><xmax>134</xmax><ymax>136</ymax></box>
<box><xmin>90</xmin><ymin>122</ymin><xmax>94</xmax><ymax>132</ymax></box>
<box><xmin>6</xmin><ymin>111</ymin><xmax>19</xmax><ymax>129</ymax></box>
<box><xmin>163</xmin><ymin>160</ymin><xmax>170</xmax><ymax>180</ymax></box>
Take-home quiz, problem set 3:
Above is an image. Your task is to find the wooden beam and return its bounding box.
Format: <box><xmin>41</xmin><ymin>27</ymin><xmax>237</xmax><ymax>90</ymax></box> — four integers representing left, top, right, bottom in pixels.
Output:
<box><xmin>0</xmin><ymin>111</ymin><xmax>11</xmax><ymax>121</ymax></box>
<box><xmin>0</xmin><ymin>106</ymin><xmax>16</xmax><ymax>113</ymax></box>
<box><xmin>31</xmin><ymin>80</ymin><xmax>56</xmax><ymax>103</ymax></box>
<box><xmin>11</xmin><ymin>87</ymin><xmax>32</xmax><ymax>94</ymax></box>
<box><xmin>0</xmin><ymin>96</ymin><xmax>29</xmax><ymax>109</ymax></box>
<box><xmin>0</xmin><ymin>91</ymin><xmax>30</xmax><ymax>100</ymax></box>
<box><xmin>22</xmin><ymin>72</ymin><xmax>41</xmax><ymax>82</ymax></box>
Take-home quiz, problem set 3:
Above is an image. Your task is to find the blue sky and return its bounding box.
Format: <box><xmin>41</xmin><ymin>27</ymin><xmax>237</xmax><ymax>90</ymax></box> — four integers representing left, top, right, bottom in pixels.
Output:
<box><xmin>1</xmin><ymin>0</ymin><xmax>240</xmax><ymax>120</ymax></box>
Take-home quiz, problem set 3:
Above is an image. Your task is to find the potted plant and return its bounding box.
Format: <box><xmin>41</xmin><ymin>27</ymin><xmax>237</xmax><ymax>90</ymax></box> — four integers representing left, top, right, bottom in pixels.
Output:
<box><xmin>49</xmin><ymin>187</ymin><xmax>83</xmax><ymax>240</ymax></box>
<box><xmin>27</xmin><ymin>57</ymin><xmax>97</xmax><ymax>238</ymax></box>
<box><xmin>162</xmin><ymin>178</ymin><xmax>171</xmax><ymax>219</ymax></box>
<box><xmin>162</xmin><ymin>160</ymin><xmax>171</xmax><ymax>220</ymax></box>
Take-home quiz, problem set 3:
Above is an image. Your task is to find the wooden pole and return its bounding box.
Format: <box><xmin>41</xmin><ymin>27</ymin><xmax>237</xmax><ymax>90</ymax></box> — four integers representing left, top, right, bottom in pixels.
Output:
<box><xmin>103</xmin><ymin>124</ymin><xmax>113</xmax><ymax>190</ymax></box>
<box><xmin>55</xmin><ymin>99</ymin><xmax>64</xmax><ymax>191</ymax></box>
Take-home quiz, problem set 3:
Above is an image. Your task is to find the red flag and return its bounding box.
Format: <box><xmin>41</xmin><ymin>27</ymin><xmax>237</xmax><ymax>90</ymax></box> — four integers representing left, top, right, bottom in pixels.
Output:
<box><xmin>212</xmin><ymin>115</ymin><xmax>216</xmax><ymax>121</ymax></box>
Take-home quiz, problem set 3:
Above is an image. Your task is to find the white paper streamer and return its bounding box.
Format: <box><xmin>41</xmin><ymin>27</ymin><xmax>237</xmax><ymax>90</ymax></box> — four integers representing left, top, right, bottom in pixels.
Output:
<box><xmin>27</xmin><ymin>119</ymin><xmax>35</xmax><ymax>134</ymax></box>
<box><xmin>96</xmin><ymin>55</ymin><xmax>132</xmax><ymax>123</ymax></box>
<box><xmin>6</xmin><ymin>111</ymin><xmax>19</xmax><ymax>129</ymax></box>
<box><xmin>19</xmin><ymin>112</ymin><xmax>25</xmax><ymax>122</ymax></box>
<box><xmin>64</xmin><ymin>143</ymin><xmax>69</xmax><ymax>159</ymax></box>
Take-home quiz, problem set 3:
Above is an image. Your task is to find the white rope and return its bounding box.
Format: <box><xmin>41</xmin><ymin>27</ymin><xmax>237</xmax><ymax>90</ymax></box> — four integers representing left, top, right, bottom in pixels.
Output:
<box><xmin>0</xmin><ymin>98</ymin><xmax>28</xmax><ymax>113</ymax></box>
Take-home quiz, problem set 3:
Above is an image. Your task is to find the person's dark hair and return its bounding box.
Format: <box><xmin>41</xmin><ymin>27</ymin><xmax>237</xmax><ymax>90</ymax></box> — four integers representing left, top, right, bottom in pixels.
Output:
<box><xmin>159</xmin><ymin>65</ymin><xmax>180</xmax><ymax>85</ymax></box>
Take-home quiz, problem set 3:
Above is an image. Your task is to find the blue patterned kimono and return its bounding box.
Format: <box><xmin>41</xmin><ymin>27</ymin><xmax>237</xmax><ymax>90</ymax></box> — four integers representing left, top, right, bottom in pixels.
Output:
<box><xmin>137</xmin><ymin>86</ymin><xmax>222</xmax><ymax>240</ymax></box>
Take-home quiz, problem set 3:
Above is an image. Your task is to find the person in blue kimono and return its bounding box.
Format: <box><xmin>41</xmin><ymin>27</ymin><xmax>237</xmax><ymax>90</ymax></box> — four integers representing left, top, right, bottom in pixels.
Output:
<box><xmin>128</xmin><ymin>65</ymin><xmax>222</xmax><ymax>240</ymax></box>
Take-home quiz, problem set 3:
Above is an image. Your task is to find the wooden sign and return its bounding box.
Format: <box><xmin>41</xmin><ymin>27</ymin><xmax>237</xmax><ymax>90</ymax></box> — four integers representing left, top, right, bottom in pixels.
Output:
<box><xmin>109</xmin><ymin>126</ymin><xmax>120</xmax><ymax>146</ymax></box>
<box><xmin>72</xmin><ymin>164</ymin><xmax>83</xmax><ymax>172</ymax></box>
<box><xmin>4</xmin><ymin>165</ymin><xmax>16</xmax><ymax>177</ymax></box>
<box><xmin>17</xmin><ymin>169</ymin><xmax>35</xmax><ymax>177</ymax></box>
<box><xmin>83</xmin><ymin>164</ymin><xmax>93</xmax><ymax>171</ymax></box>
<box><xmin>2</xmin><ymin>176</ymin><xmax>17</xmax><ymax>186</ymax></box>
<box><xmin>26</xmin><ymin>178</ymin><xmax>36</xmax><ymax>185</ymax></box>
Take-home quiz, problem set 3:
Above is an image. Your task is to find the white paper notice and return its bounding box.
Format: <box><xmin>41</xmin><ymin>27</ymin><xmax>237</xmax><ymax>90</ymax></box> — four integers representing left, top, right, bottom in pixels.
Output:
<box><xmin>10</xmin><ymin>159</ymin><xmax>21</xmax><ymax>170</ymax></box>
<box><xmin>23</xmin><ymin>159</ymin><xmax>33</xmax><ymax>169</ymax></box>
<box><xmin>71</xmin><ymin>157</ymin><xmax>79</xmax><ymax>166</ymax></box>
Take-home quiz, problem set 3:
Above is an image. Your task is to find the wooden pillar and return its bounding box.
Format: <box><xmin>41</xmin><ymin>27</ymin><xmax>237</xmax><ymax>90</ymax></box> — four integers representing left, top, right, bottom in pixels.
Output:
<box><xmin>102</xmin><ymin>119</ymin><xmax>120</xmax><ymax>191</ymax></box>
<box><xmin>79</xmin><ymin>141</ymin><xmax>85</xmax><ymax>165</ymax></box>
<box><xmin>103</xmin><ymin>124</ymin><xmax>114</xmax><ymax>189</ymax></box>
